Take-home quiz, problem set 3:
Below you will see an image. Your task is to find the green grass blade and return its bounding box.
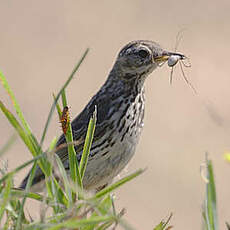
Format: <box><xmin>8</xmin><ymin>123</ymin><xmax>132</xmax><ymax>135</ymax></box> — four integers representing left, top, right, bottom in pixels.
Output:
<box><xmin>0</xmin><ymin>101</ymin><xmax>52</xmax><ymax>185</ymax></box>
<box><xmin>61</xmin><ymin>90</ymin><xmax>67</xmax><ymax>108</ymax></box>
<box><xmin>45</xmin><ymin>215</ymin><xmax>115</xmax><ymax>230</ymax></box>
<box><xmin>11</xmin><ymin>189</ymin><xmax>45</xmax><ymax>202</ymax></box>
<box><xmin>82</xmin><ymin>195</ymin><xmax>114</xmax><ymax>230</ymax></box>
<box><xmin>0</xmin><ymin>100</ymin><xmax>49</xmax><ymax>176</ymax></box>
<box><xmin>55</xmin><ymin>155</ymin><xmax>73</xmax><ymax>205</ymax></box>
<box><xmin>46</xmin><ymin>141</ymin><xmax>69</xmax><ymax>208</ymax></box>
<box><xmin>44</xmin><ymin>137</ymin><xmax>60</xmax><ymax>206</ymax></box>
<box><xmin>48</xmin><ymin>137</ymin><xmax>58</xmax><ymax>152</ymax></box>
<box><xmin>60</xmin><ymin>89</ymin><xmax>83</xmax><ymax>199</ymax></box>
<box><xmin>153</xmin><ymin>213</ymin><xmax>173</xmax><ymax>230</ymax></box>
<box><xmin>94</xmin><ymin>222</ymin><xmax>113</xmax><ymax>230</ymax></box>
<box><xmin>0</xmin><ymin>175</ymin><xmax>13</xmax><ymax>222</ymax></box>
<box><xmin>39</xmin><ymin>48</ymin><xmax>89</xmax><ymax>149</ymax></box>
<box><xmin>92</xmin><ymin>169</ymin><xmax>145</xmax><ymax>200</ymax></box>
<box><xmin>115</xmin><ymin>219</ymin><xmax>137</xmax><ymax>230</ymax></box>
<box><xmin>60</xmin><ymin>90</ymin><xmax>79</xmax><ymax>185</ymax></box>
<box><xmin>0</xmin><ymin>101</ymin><xmax>39</xmax><ymax>158</ymax></box>
<box><xmin>0</xmin><ymin>71</ymin><xmax>39</xmax><ymax>149</ymax></box>
<box><xmin>98</xmin><ymin>195</ymin><xmax>113</xmax><ymax>215</ymax></box>
<box><xmin>203</xmin><ymin>156</ymin><xmax>218</xmax><ymax>230</ymax></box>
<box><xmin>24</xmin><ymin>216</ymin><xmax>114</xmax><ymax>230</ymax></box>
<box><xmin>15</xmin><ymin>161</ymin><xmax>38</xmax><ymax>230</ymax></box>
<box><xmin>0</xmin><ymin>134</ymin><xmax>17</xmax><ymax>157</ymax></box>
<box><xmin>51</xmin><ymin>177</ymin><xmax>69</xmax><ymax>209</ymax></box>
<box><xmin>80</xmin><ymin>106</ymin><xmax>97</xmax><ymax>179</ymax></box>
<box><xmin>44</xmin><ymin>156</ymin><xmax>68</xmax><ymax>211</ymax></box>
<box><xmin>52</xmin><ymin>94</ymin><xmax>62</xmax><ymax>118</ymax></box>
<box><xmin>0</xmin><ymin>153</ymin><xmax>45</xmax><ymax>185</ymax></box>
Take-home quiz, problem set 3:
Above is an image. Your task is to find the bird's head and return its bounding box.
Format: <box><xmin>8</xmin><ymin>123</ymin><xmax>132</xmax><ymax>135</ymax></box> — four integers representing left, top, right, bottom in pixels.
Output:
<box><xmin>115</xmin><ymin>40</ymin><xmax>182</xmax><ymax>81</ymax></box>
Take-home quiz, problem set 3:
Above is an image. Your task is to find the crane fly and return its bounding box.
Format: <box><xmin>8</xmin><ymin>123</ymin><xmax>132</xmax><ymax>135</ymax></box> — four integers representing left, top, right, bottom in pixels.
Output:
<box><xmin>166</xmin><ymin>52</ymin><xmax>196</xmax><ymax>93</ymax></box>
<box><xmin>158</xmin><ymin>30</ymin><xmax>197</xmax><ymax>93</ymax></box>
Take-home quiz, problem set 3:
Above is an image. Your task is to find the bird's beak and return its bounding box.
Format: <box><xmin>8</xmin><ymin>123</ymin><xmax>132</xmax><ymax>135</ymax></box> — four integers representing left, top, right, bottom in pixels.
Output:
<box><xmin>154</xmin><ymin>51</ymin><xmax>186</xmax><ymax>64</ymax></box>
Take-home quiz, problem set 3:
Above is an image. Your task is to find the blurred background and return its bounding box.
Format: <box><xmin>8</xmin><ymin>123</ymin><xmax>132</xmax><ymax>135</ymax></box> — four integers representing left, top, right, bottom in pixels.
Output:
<box><xmin>0</xmin><ymin>0</ymin><xmax>230</xmax><ymax>229</ymax></box>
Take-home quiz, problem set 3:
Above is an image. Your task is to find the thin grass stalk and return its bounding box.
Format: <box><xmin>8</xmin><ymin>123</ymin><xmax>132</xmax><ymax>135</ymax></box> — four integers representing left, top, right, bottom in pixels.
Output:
<box><xmin>10</xmin><ymin>190</ymin><xmax>44</xmax><ymax>202</ymax></box>
<box><xmin>55</xmin><ymin>155</ymin><xmax>73</xmax><ymax>205</ymax></box>
<box><xmin>80</xmin><ymin>106</ymin><xmax>97</xmax><ymax>179</ymax></box>
<box><xmin>45</xmin><ymin>215</ymin><xmax>115</xmax><ymax>230</ymax></box>
<box><xmin>92</xmin><ymin>169</ymin><xmax>144</xmax><ymax>200</ymax></box>
<box><xmin>204</xmin><ymin>156</ymin><xmax>218</xmax><ymax>230</ymax></box>
<box><xmin>52</xmin><ymin>94</ymin><xmax>62</xmax><ymax>118</ymax></box>
<box><xmin>0</xmin><ymin>153</ymin><xmax>46</xmax><ymax>185</ymax></box>
<box><xmin>0</xmin><ymin>71</ymin><xmax>40</xmax><ymax>149</ymax></box>
<box><xmin>60</xmin><ymin>89</ymin><xmax>82</xmax><ymax>199</ymax></box>
<box><xmin>0</xmin><ymin>101</ymin><xmax>48</xmax><ymax>174</ymax></box>
<box><xmin>0</xmin><ymin>175</ymin><xmax>13</xmax><ymax>223</ymax></box>
<box><xmin>15</xmin><ymin>161</ymin><xmax>38</xmax><ymax>230</ymax></box>
<box><xmin>0</xmin><ymin>101</ymin><xmax>39</xmax><ymax>158</ymax></box>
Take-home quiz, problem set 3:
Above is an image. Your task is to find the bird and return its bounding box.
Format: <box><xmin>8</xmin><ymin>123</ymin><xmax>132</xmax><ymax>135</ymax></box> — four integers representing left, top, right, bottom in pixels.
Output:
<box><xmin>20</xmin><ymin>40</ymin><xmax>182</xmax><ymax>192</ymax></box>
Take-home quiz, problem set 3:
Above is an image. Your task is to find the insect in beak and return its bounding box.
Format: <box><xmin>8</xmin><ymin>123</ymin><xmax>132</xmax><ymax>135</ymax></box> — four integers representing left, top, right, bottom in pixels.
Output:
<box><xmin>154</xmin><ymin>51</ymin><xmax>185</xmax><ymax>66</ymax></box>
<box><xmin>155</xmin><ymin>51</ymin><xmax>185</xmax><ymax>65</ymax></box>
<box><xmin>167</xmin><ymin>52</ymin><xmax>186</xmax><ymax>67</ymax></box>
<box><xmin>155</xmin><ymin>51</ymin><xmax>196</xmax><ymax>93</ymax></box>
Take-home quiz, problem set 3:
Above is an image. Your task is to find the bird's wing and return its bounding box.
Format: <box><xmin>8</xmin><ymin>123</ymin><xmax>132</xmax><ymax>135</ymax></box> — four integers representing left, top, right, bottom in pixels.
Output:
<box><xmin>20</xmin><ymin>87</ymin><xmax>115</xmax><ymax>189</ymax></box>
<box><xmin>55</xmin><ymin>92</ymin><xmax>114</xmax><ymax>166</ymax></box>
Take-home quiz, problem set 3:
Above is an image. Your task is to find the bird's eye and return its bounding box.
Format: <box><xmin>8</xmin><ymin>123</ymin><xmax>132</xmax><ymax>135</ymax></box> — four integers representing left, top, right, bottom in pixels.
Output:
<box><xmin>137</xmin><ymin>49</ymin><xmax>149</xmax><ymax>58</ymax></box>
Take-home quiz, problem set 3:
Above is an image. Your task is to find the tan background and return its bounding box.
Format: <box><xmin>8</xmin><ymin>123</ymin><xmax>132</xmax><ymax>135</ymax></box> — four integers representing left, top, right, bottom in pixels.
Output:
<box><xmin>1</xmin><ymin>0</ymin><xmax>230</xmax><ymax>229</ymax></box>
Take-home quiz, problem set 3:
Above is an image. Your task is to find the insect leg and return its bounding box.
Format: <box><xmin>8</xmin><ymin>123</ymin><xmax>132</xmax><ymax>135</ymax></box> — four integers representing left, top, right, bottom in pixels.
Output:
<box><xmin>181</xmin><ymin>58</ymin><xmax>191</xmax><ymax>68</ymax></box>
<box><xmin>170</xmin><ymin>67</ymin><xmax>174</xmax><ymax>84</ymax></box>
<box><xmin>179</xmin><ymin>61</ymin><xmax>197</xmax><ymax>94</ymax></box>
